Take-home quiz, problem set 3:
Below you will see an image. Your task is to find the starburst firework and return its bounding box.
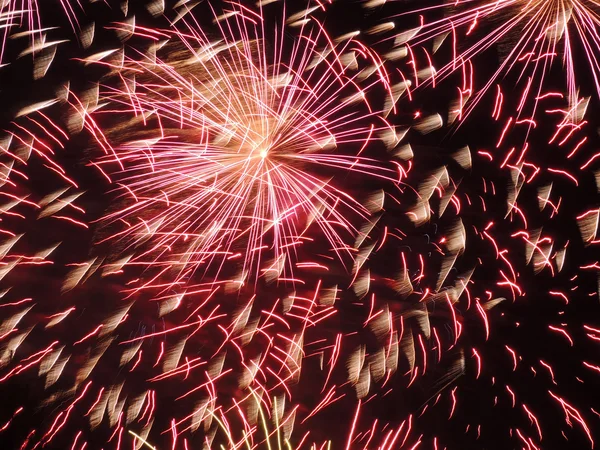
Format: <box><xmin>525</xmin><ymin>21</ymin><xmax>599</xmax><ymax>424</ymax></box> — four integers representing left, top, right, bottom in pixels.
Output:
<box><xmin>84</xmin><ymin>4</ymin><xmax>399</xmax><ymax>285</ymax></box>
<box><xmin>0</xmin><ymin>1</ymin><xmax>598</xmax><ymax>449</ymax></box>
<box><xmin>383</xmin><ymin>0</ymin><xmax>600</xmax><ymax>119</ymax></box>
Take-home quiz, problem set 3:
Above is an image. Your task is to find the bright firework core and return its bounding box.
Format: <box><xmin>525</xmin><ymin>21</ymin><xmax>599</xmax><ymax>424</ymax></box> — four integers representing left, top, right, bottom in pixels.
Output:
<box><xmin>87</xmin><ymin>4</ymin><xmax>397</xmax><ymax>284</ymax></box>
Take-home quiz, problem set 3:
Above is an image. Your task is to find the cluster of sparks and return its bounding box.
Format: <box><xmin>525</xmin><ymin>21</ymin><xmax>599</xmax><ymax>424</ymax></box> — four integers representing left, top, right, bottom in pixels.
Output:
<box><xmin>0</xmin><ymin>0</ymin><xmax>85</xmax><ymax>66</ymax></box>
<box><xmin>0</xmin><ymin>1</ymin><xmax>598</xmax><ymax>450</ymax></box>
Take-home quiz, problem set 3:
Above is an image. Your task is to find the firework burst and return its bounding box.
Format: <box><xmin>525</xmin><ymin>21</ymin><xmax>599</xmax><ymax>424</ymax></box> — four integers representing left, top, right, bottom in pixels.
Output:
<box><xmin>0</xmin><ymin>1</ymin><xmax>599</xmax><ymax>449</ymax></box>
<box><xmin>82</xmin><ymin>2</ymin><xmax>400</xmax><ymax>286</ymax></box>
<box><xmin>381</xmin><ymin>0</ymin><xmax>600</xmax><ymax>121</ymax></box>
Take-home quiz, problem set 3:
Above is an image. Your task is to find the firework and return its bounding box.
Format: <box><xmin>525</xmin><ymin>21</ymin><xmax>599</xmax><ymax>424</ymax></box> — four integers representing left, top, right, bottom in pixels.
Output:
<box><xmin>0</xmin><ymin>0</ymin><xmax>110</xmax><ymax>86</ymax></box>
<box><xmin>82</xmin><ymin>2</ymin><xmax>399</xmax><ymax>286</ymax></box>
<box><xmin>379</xmin><ymin>0</ymin><xmax>600</xmax><ymax>121</ymax></box>
<box><xmin>342</xmin><ymin>1</ymin><xmax>600</xmax><ymax>446</ymax></box>
<box><xmin>0</xmin><ymin>1</ymin><xmax>598</xmax><ymax>449</ymax></box>
<box><xmin>0</xmin><ymin>2</ymin><xmax>411</xmax><ymax>448</ymax></box>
